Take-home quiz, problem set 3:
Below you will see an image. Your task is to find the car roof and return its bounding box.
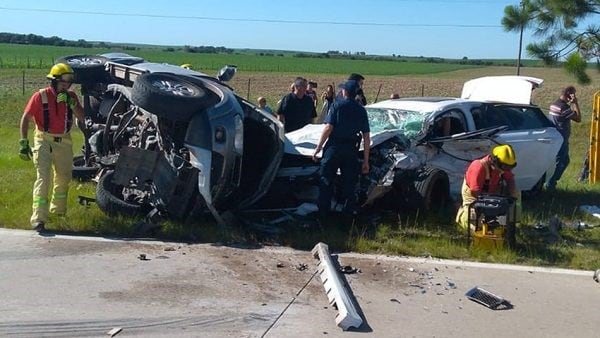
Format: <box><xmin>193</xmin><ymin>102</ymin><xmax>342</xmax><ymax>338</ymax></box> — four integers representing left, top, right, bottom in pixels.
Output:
<box><xmin>368</xmin><ymin>97</ymin><xmax>468</xmax><ymax>113</ymax></box>
<box><xmin>368</xmin><ymin>96</ymin><xmax>538</xmax><ymax>113</ymax></box>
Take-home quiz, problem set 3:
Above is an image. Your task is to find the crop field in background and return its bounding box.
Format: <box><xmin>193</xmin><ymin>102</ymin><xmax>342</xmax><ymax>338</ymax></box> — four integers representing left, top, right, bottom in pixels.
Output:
<box><xmin>2</xmin><ymin>43</ymin><xmax>484</xmax><ymax>74</ymax></box>
<box><xmin>0</xmin><ymin>44</ymin><xmax>599</xmax><ymax>269</ymax></box>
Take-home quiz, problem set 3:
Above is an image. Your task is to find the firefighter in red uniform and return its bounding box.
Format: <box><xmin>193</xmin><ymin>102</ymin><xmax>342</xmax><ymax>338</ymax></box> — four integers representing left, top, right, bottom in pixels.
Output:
<box><xmin>19</xmin><ymin>63</ymin><xmax>85</xmax><ymax>232</ymax></box>
<box><xmin>456</xmin><ymin>144</ymin><xmax>519</xmax><ymax>229</ymax></box>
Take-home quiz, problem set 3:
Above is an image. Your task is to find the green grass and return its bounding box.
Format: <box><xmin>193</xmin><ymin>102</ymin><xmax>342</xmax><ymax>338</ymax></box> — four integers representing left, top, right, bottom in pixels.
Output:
<box><xmin>0</xmin><ymin>43</ymin><xmax>480</xmax><ymax>75</ymax></box>
<box><xmin>1</xmin><ymin>46</ymin><xmax>599</xmax><ymax>270</ymax></box>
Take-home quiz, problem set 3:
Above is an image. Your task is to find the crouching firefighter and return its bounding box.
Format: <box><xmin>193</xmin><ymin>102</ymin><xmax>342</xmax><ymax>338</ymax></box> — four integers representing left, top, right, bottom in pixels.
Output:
<box><xmin>19</xmin><ymin>63</ymin><xmax>85</xmax><ymax>232</ymax></box>
<box><xmin>456</xmin><ymin>144</ymin><xmax>520</xmax><ymax>229</ymax></box>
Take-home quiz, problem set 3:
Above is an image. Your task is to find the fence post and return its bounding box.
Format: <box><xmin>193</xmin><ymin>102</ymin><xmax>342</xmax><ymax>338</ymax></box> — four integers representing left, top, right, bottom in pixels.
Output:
<box><xmin>22</xmin><ymin>70</ymin><xmax>25</xmax><ymax>96</ymax></box>
<box><xmin>421</xmin><ymin>84</ymin><xmax>424</xmax><ymax>97</ymax></box>
<box><xmin>247</xmin><ymin>78</ymin><xmax>251</xmax><ymax>100</ymax></box>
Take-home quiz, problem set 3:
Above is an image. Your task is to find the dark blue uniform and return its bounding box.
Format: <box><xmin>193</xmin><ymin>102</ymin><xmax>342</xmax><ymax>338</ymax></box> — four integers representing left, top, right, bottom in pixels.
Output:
<box><xmin>318</xmin><ymin>97</ymin><xmax>370</xmax><ymax>212</ymax></box>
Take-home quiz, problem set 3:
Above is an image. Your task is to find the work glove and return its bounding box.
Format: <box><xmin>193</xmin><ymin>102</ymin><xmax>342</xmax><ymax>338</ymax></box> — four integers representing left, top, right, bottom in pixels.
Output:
<box><xmin>19</xmin><ymin>138</ymin><xmax>32</xmax><ymax>161</ymax></box>
<box><xmin>56</xmin><ymin>91</ymin><xmax>77</xmax><ymax>110</ymax></box>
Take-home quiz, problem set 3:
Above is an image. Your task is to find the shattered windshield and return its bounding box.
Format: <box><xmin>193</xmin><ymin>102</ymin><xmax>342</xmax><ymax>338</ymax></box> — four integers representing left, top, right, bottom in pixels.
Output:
<box><xmin>366</xmin><ymin>107</ymin><xmax>429</xmax><ymax>139</ymax></box>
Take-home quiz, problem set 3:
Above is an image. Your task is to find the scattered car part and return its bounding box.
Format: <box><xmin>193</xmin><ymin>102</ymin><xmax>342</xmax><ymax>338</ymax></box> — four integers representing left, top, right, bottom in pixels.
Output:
<box><xmin>106</xmin><ymin>327</ymin><xmax>123</xmax><ymax>337</ymax></box>
<box><xmin>465</xmin><ymin>286</ymin><xmax>513</xmax><ymax>310</ymax></box>
<box><xmin>339</xmin><ymin>265</ymin><xmax>359</xmax><ymax>274</ymax></box>
<box><xmin>579</xmin><ymin>205</ymin><xmax>600</xmax><ymax>219</ymax></box>
<box><xmin>312</xmin><ymin>242</ymin><xmax>363</xmax><ymax>331</ymax></box>
<box><xmin>77</xmin><ymin>195</ymin><xmax>96</xmax><ymax>207</ymax></box>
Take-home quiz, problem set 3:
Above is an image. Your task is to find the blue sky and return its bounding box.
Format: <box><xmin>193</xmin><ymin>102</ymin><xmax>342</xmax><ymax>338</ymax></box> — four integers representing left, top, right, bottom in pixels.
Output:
<box><xmin>0</xmin><ymin>0</ymin><xmax>534</xmax><ymax>59</ymax></box>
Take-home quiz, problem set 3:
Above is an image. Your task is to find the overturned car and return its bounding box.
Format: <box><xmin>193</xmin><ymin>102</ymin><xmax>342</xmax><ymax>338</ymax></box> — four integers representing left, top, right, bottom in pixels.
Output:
<box><xmin>66</xmin><ymin>53</ymin><xmax>283</xmax><ymax>223</ymax></box>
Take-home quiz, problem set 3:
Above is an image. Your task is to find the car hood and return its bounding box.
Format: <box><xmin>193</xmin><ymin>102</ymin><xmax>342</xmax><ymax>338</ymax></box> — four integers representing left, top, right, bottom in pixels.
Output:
<box><xmin>283</xmin><ymin>124</ymin><xmax>403</xmax><ymax>157</ymax></box>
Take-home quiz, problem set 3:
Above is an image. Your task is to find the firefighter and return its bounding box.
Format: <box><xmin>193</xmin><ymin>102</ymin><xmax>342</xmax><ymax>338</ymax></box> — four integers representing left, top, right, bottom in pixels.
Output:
<box><xmin>19</xmin><ymin>63</ymin><xmax>85</xmax><ymax>232</ymax></box>
<box><xmin>456</xmin><ymin>144</ymin><xmax>519</xmax><ymax>229</ymax></box>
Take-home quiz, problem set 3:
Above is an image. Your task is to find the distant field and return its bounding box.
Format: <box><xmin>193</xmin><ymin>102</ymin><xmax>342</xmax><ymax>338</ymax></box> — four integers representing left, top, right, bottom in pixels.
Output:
<box><xmin>0</xmin><ymin>43</ymin><xmax>484</xmax><ymax>75</ymax></box>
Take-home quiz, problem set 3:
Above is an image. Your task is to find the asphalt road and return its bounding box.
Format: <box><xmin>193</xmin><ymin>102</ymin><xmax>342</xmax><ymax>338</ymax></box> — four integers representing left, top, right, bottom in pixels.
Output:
<box><xmin>0</xmin><ymin>228</ymin><xmax>597</xmax><ymax>337</ymax></box>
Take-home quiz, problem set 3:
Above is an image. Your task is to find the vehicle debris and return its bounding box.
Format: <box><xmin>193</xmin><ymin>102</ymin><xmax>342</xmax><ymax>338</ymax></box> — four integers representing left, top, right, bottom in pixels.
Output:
<box><xmin>579</xmin><ymin>205</ymin><xmax>600</xmax><ymax>220</ymax></box>
<box><xmin>295</xmin><ymin>263</ymin><xmax>308</xmax><ymax>271</ymax></box>
<box><xmin>465</xmin><ymin>286</ymin><xmax>513</xmax><ymax>310</ymax></box>
<box><xmin>339</xmin><ymin>265</ymin><xmax>360</xmax><ymax>274</ymax></box>
<box><xmin>77</xmin><ymin>195</ymin><xmax>96</xmax><ymax>207</ymax></box>
<box><xmin>137</xmin><ymin>254</ymin><xmax>149</xmax><ymax>261</ymax></box>
<box><xmin>312</xmin><ymin>242</ymin><xmax>363</xmax><ymax>331</ymax></box>
<box><xmin>106</xmin><ymin>327</ymin><xmax>122</xmax><ymax>337</ymax></box>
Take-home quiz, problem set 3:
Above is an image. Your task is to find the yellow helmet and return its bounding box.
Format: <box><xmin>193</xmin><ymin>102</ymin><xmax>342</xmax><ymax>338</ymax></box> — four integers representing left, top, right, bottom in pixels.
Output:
<box><xmin>180</xmin><ymin>63</ymin><xmax>192</xmax><ymax>70</ymax></box>
<box><xmin>47</xmin><ymin>63</ymin><xmax>74</xmax><ymax>81</ymax></box>
<box><xmin>492</xmin><ymin>144</ymin><xmax>517</xmax><ymax>168</ymax></box>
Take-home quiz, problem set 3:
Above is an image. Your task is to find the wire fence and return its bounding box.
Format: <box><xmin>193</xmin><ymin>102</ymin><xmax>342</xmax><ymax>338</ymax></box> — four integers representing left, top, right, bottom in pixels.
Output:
<box><xmin>0</xmin><ymin>67</ymin><xmax>461</xmax><ymax>110</ymax></box>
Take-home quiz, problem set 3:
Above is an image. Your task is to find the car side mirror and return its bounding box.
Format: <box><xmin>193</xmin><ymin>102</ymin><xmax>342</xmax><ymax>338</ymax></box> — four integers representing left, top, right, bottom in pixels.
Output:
<box><xmin>217</xmin><ymin>65</ymin><xmax>237</xmax><ymax>82</ymax></box>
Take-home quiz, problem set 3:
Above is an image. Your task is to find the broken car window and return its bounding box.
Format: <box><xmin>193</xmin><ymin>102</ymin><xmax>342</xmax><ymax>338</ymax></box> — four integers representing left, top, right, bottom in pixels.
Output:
<box><xmin>366</xmin><ymin>107</ymin><xmax>427</xmax><ymax>139</ymax></box>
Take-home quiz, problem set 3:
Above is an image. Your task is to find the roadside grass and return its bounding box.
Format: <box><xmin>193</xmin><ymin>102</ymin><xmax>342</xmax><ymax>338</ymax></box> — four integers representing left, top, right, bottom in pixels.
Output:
<box><xmin>1</xmin><ymin>62</ymin><xmax>599</xmax><ymax>270</ymax></box>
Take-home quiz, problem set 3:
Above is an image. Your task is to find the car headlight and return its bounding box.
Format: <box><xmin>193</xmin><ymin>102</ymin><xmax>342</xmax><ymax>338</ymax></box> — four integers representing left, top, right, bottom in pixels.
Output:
<box><xmin>234</xmin><ymin>114</ymin><xmax>243</xmax><ymax>154</ymax></box>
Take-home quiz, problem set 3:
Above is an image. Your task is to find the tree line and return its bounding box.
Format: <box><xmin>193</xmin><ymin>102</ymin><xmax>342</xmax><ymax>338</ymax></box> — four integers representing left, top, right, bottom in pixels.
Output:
<box><xmin>0</xmin><ymin>32</ymin><xmax>94</xmax><ymax>48</ymax></box>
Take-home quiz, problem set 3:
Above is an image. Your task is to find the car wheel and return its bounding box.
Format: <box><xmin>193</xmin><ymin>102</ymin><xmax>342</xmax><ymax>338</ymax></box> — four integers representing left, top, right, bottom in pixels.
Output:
<box><xmin>56</xmin><ymin>55</ymin><xmax>108</xmax><ymax>84</ymax></box>
<box><xmin>96</xmin><ymin>170</ymin><xmax>143</xmax><ymax>216</ymax></box>
<box><xmin>131</xmin><ymin>72</ymin><xmax>210</xmax><ymax>121</ymax></box>
<box><xmin>415</xmin><ymin>166</ymin><xmax>450</xmax><ymax>211</ymax></box>
<box><xmin>72</xmin><ymin>155</ymin><xmax>100</xmax><ymax>181</ymax></box>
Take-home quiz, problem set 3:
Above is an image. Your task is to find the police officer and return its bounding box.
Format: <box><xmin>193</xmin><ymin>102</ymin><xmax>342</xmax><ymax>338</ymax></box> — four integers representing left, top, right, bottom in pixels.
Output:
<box><xmin>19</xmin><ymin>63</ymin><xmax>85</xmax><ymax>232</ymax></box>
<box><xmin>312</xmin><ymin>80</ymin><xmax>371</xmax><ymax>214</ymax></box>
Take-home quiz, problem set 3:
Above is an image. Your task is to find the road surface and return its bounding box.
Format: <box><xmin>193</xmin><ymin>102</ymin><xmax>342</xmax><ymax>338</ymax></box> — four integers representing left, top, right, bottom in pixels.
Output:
<box><xmin>0</xmin><ymin>228</ymin><xmax>597</xmax><ymax>337</ymax></box>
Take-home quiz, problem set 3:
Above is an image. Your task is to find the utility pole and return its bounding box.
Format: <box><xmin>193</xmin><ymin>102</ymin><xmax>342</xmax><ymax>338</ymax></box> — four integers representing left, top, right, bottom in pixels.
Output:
<box><xmin>516</xmin><ymin>0</ymin><xmax>525</xmax><ymax>75</ymax></box>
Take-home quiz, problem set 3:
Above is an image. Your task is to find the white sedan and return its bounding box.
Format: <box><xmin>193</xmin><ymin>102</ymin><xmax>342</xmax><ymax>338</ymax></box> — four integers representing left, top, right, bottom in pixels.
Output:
<box><xmin>366</xmin><ymin>76</ymin><xmax>562</xmax><ymax>198</ymax></box>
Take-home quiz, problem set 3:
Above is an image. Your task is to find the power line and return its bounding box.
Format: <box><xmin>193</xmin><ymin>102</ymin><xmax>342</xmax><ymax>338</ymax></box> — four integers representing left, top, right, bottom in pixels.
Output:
<box><xmin>0</xmin><ymin>6</ymin><xmax>503</xmax><ymax>28</ymax></box>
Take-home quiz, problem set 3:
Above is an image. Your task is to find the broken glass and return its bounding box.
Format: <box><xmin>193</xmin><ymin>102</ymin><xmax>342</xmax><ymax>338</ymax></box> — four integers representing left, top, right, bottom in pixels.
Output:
<box><xmin>366</xmin><ymin>107</ymin><xmax>429</xmax><ymax>139</ymax></box>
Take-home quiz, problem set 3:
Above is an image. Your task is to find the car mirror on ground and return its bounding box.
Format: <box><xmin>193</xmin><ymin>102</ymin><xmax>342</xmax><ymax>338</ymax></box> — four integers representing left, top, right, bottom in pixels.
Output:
<box><xmin>217</xmin><ymin>65</ymin><xmax>237</xmax><ymax>82</ymax></box>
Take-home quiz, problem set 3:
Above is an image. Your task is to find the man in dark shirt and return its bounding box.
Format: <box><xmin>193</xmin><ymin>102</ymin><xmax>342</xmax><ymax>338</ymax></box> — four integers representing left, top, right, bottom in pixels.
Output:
<box><xmin>312</xmin><ymin>80</ymin><xmax>371</xmax><ymax>214</ymax></box>
<box><xmin>277</xmin><ymin>77</ymin><xmax>317</xmax><ymax>133</ymax></box>
<box><xmin>546</xmin><ymin>85</ymin><xmax>581</xmax><ymax>190</ymax></box>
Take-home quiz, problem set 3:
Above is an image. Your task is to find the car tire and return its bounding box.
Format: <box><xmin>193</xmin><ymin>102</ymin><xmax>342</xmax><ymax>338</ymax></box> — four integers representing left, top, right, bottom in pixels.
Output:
<box><xmin>72</xmin><ymin>155</ymin><xmax>100</xmax><ymax>181</ymax></box>
<box><xmin>56</xmin><ymin>55</ymin><xmax>108</xmax><ymax>84</ymax></box>
<box><xmin>415</xmin><ymin>166</ymin><xmax>450</xmax><ymax>211</ymax></box>
<box><xmin>96</xmin><ymin>170</ymin><xmax>143</xmax><ymax>216</ymax></box>
<box><xmin>131</xmin><ymin>72</ymin><xmax>210</xmax><ymax>122</ymax></box>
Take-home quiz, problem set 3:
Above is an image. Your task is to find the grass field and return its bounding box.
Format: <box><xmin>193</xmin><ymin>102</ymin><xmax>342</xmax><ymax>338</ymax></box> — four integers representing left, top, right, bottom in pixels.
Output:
<box><xmin>0</xmin><ymin>44</ymin><xmax>599</xmax><ymax>270</ymax></box>
<box><xmin>1</xmin><ymin>43</ymin><xmax>481</xmax><ymax>74</ymax></box>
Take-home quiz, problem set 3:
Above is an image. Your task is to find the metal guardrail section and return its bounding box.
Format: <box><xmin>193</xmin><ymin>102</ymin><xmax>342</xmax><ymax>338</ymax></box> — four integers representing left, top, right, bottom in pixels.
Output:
<box><xmin>311</xmin><ymin>242</ymin><xmax>363</xmax><ymax>331</ymax></box>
